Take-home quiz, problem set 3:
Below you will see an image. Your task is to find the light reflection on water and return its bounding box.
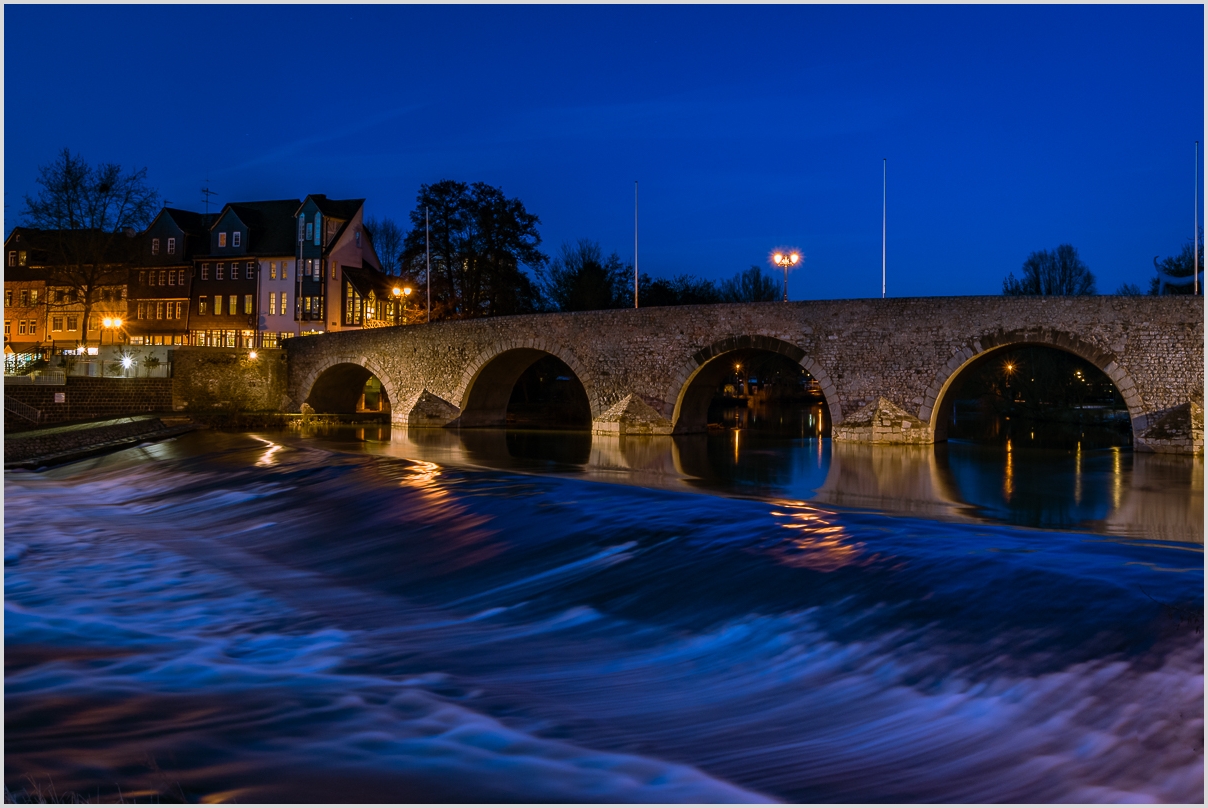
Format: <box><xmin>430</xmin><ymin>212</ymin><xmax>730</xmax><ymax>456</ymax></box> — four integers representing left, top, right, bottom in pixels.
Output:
<box><xmin>305</xmin><ymin>424</ymin><xmax>1203</xmax><ymax>545</ymax></box>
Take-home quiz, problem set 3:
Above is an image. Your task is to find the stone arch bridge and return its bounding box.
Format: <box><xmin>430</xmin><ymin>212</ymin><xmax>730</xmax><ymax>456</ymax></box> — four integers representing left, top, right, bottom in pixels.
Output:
<box><xmin>285</xmin><ymin>296</ymin><xmax>1204</xmax><ymax>454</ymax></box>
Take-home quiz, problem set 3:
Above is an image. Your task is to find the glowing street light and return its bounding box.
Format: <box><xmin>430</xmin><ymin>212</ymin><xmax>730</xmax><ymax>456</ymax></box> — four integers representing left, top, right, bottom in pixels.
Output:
<box><xmin>393</xmin><ymin>285</ymin><xmax>413</xmax><ymax>325</ymax></box>
<box><xmin>100</xmin><ymin>317</ymin><xmax>124</xmax><ymax>377</ymax></box>
<box><xmin>773</xmin><ymin>252</ymin><xmax>801</xmax><ymax>302</ymax></box>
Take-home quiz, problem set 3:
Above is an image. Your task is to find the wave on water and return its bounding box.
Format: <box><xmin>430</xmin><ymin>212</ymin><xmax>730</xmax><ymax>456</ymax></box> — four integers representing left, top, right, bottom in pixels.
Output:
<box><xmin>5</xmin><ymin>435</ymin><xmax>1203</xmax><ymax>802</ymax></box>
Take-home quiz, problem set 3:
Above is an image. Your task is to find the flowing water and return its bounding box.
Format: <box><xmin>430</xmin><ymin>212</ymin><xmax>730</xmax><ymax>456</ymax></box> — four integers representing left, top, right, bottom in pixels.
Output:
<box><xmin>4</xmin><ymin>424</ymin><xmax>1203</xmax><ymax>802</ymax></box>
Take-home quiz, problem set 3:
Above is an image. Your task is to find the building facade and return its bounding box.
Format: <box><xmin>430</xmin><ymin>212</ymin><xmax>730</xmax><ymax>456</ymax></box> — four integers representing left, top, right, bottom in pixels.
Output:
<box><xmin>127</xmin><ymin>208</ymin><xmax>213</xmax><ymax>346</ymax></box>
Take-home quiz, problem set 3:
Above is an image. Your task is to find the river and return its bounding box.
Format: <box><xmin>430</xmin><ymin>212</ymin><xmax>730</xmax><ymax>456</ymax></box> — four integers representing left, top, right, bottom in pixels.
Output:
<box><xmin>4</xmin><ymin>423</ymin><xmax>1203</xmax><ymax>802</ymax></box>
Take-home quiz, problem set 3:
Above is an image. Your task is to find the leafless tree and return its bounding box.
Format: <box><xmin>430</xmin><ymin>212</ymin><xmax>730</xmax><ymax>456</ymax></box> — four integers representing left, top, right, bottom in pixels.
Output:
<box><xmin>21</xmin><ymin>148</ymin><xmax>159</xmax><ymax>346</ymax></box>
<box><xmin>364</xmin><ymin>215</ymin><xmax>404</xmax><ymax>275</ymax></box>
<box><xmin>1003</xmin><ymin>244</ymin><xmax>1096</xmax><ymax>296</ymax></box>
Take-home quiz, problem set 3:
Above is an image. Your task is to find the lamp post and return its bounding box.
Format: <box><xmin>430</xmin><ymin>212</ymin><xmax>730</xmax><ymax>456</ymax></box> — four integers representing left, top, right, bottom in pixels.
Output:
<box><xmin>772</xmin><ymin>252</ymin><xmax>800</xmax><ymax>302</ymax></box>
<box><xmin>392</xmin><ymin>286</ymin><xmax>413</xmax><ymax>325</ymax></box>
<box><xmin>100</xmin><ymin>317</ymin><xmax>123</xmax><ymax>377</ymax></box>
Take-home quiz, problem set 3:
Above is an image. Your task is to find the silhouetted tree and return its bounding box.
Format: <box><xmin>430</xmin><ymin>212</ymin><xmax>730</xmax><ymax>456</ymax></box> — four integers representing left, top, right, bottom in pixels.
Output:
<box><xmin>1115</xmin><ymin>282</ymin><xmax>1143</xmax><ymax>296</ymax></box>
<box><xmin>1002</xmin><ymin>244</ymin><xmax>1096</xmax><ymax>295</ymax></box>
<box><xmin>21</xmin><ymin>148</ymin><xmax>159</xmax><ymax>346</ymax></box>
<box><xmin>364</xmin><ymin>215</ymin><xmax>404</xmax><ymax>275</ymax></box>
<box><xmin>1147</xmin><ymin>232</ymin><xmax>1203</xmax><ymax>295</ymax></box>
<box><xmin>639</xmin><ymin>273</ymin><xmax>721</xmax><ymax>307</ymax></box>
<box><xmin>721</xmin><ymin>265</ymin><xmax>780</xmax><ymax>302</ymax></box>
<box><xmin>541</xmin><ymin>239</ymin><xmax>629</xmax><ymax>311</ymax></box>
<box><xmin>400</xmin><ymin>180</ymin><xmax>546</xmax><ymax>319</ymax></box>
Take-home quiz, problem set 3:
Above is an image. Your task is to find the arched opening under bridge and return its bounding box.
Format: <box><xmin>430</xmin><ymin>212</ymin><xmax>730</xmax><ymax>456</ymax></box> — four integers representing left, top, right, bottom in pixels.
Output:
<box><xmin>458</xmin><ymin>348</ymin><xmax>592</xmax><ymax>430</ymax></box>
<box><xmin>305</xmin><ymin>362</ymin><xmax>392</xmax><ymax>416</ymax></box>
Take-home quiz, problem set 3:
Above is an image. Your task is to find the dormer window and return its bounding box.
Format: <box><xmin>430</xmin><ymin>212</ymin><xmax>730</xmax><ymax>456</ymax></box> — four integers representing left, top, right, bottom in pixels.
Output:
<box><xmin>219</xmin><ymin>232</ymin><xmax>227</xmax><ymax>248</ymax></box>
<box><xmin>151</xmin><ymin>238</ymin><xmax>160</xmax><ymax>255</ymax></box>
<box><xmin>233</xmin><ymin>231</ymin><xmax>241</xmax><ymax>248</ymax></box>
<box><xmin>305</xmin><ymin>223</ymin><xmax>313</xmax><ymax>241</ymax></box>
<box><xmin>167</xmin><ymin>237</ymin><xmax>176</xmax><ymax>254</ymax></box>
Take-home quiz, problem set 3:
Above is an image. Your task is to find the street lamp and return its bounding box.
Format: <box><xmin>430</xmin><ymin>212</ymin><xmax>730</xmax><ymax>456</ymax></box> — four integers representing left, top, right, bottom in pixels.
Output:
<box><xmin>392</xmin><ymin>285</ymin><xmax>413</xmax><ymax>324</ymax></box>
<box><xmin>772</xmin><ymin>252</ymin><xmax>800</xmax><ymax>302</ymax></box>
<box><xmin>101</xmin><ymin>317</ymin><xmax>123</xmax><ymax>377</ymax></box>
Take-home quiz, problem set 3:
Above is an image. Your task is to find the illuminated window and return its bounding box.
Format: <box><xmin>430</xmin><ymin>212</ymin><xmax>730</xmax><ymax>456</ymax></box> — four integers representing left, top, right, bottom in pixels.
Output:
<box><xmin>214</xmin><ymin>295</ymin><xmax>223</xmax><ymax>316</ymax></box>
<box><xmin>156</xmin><ymin>302</ymin><xmax>165</xmax><ymax>320</ymax></box>
<box><xmin>298</xmin><ymin>215</ymin><xmax>306</xmax><ymax>241</ymax></box>
<box><xmin>244</xmin><ymin>294</ymin><xmax>253</xmax><ymax>314</ymax></box>
<box><xmin>232</xmin><ymin>231</ymin><xmax>241</xmax><ymax>248</ymax></box>
<box><xmin>280</xmin><ymin>291</ymin><xmax>287</xmax><ymax>317</ymax></box>
<box><xmin>30</xmin><ymin>290</ymin><xmax>38</xmax><ymax>304</ymax></box>
<box><xmin>305</xmin><ymin>223</ymin><xmax>313</xmax><ymax>241</ymax></box>
<box><xmin>229</xmin><ymin>294</ymin><xmax>238</xmax><ymax>315</ymax></box>
<box><xmin>218</xmin><ymin>232</ymin><xmax>227</xmax><ymax>248</ymax></box>
<box><xmin>159</xmin><ymin>270</ymin><xmax>167</xmax><ymax>285</ymax></box>
<box><xmin>18</xmin><ymin>251</ymin><xmax>26</xmax><ymax>266</ymax></box>
<box><xmin>137</xmin><ymin>302</ymin><xmax>146</xmax><ymax>319</ymax></box>
<box><xmin>269</xmin><ymin>292</ymin><xmax>277</xmax><ymax>315</ymax></box>
<box><xmin>270</xmin><ymin>262</ymin><xmax>277</xmax><ymax>280</ymax></box>
<box><xmin>198</xmin><ymin>297</ymin><xmax>207</xmax><ymax>315</ymax></box>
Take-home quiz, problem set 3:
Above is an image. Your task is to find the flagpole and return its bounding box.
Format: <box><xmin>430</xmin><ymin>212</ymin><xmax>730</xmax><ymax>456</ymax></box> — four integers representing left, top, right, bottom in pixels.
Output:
<box><xmin>1195</xmin><ymin>141</ymin><xmax>1199</xmax><ymax>295</ymax></box>
<box><xmin>425</xmin><ymin>206</ymin><xmax>431</xmax><ymax>322</ymax></box>
<box><xmin>634</xmin><ymin>181</ymin><xmax>639</xmax><ymax>309</ymax></box>
<box><xmin>882</xmin><ymin>158</ymin><xmax>887</xmax><ymax>299</ymax></box>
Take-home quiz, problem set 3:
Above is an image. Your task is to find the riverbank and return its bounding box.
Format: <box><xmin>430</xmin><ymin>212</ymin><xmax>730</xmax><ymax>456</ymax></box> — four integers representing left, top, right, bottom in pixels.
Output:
<box><xmin>3</xmin><ymin>415</ymin><xmax>200</xmax><ymax>470</ymax></box>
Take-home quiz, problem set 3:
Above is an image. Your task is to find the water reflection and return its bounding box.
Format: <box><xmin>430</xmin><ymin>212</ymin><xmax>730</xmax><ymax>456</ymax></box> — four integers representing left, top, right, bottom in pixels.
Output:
<box><xmin>298</xmin><ymin>424</ymin><xmax>1202</xmax><ymax>544</ymax></box>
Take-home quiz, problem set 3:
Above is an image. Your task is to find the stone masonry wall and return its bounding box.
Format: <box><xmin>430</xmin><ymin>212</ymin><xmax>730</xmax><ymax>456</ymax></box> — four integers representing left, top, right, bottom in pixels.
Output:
<box><xmin>170</xmin><ymin>347</ymin><xmax>290</xmax><ymax>412</ymax></box>
<box><xmin>285</xmin><ymin>296</ymin><xmax>1204</xmax><ymax>453</ymax></box>
<box><xmin>5</xmin><ymin>378</ymin><xmax>173</xmax><ymax>431</ymax></box>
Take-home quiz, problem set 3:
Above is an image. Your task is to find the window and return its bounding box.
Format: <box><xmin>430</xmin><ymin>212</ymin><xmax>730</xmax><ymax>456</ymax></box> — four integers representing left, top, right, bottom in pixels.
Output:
<box><xmin>302</xmin><ymin>296</ymin><xmax>310</xmax><ymax>317</ymax></box>
<box><xmin>19</xmin><ymin>251</ymin><xmax>27</xmax><ymax>265</ymax></box>
<box><xmin>282</xmin><ymin>262</ymin><xmax>288</xmax><ymax>280</ymax></box>
<box><xmin>298</xmin><ymin>215</ymin><xmax>306</xmax><ymax>241</ymax></box>
<box><xmin>139</xmin><ymin>270</ymin><xmax>146</xmax><ymax>285</ymax></box>
<box><xmin>3</xmin><ymin>322</ymin><xmax>9</xmax><ymax>338</ymax></box>
<box><xmin>214</xmin><ymin>295</ymin><xmax>223</xmax><ymax>315</ymax></box>
<box><xmin>229</xmin><ymin>295</ymin><xmax>238</xmax><ymax>316</ymax></box>
<box><xmin>332</xmin><ymin>261</ymin><xmax>337</xmax><ymax>280</ymax></box>
<box><xmin>198</xmin><ymin>297</ymin><xmax>207</xmax><ymax>315</ymax></box>
<box><xmin>156</xmin><ymin>302</ymin><xmax>165</xmax><ymax>320</ymax></box>
<box><xmin>314</xmin><ymin>214</ymin><xmax>321</xmax><ymax>245</ymax></box>
<box><xmin>18</xmin><ymin>320</ymin><xmax>27</xmax><ymax>335</ymax></box>
<box><xmin>179</xmin><ymin>270</ymin><xmax>187</xmax><ymax>285</ymax></box>
<box><xmin>159</xmin><ymin>270</ymin><xmax>167</xmax><ymax>286</ymax></box>
<box><xmin>4</xmin><ymin>290</ymin><xmax>11</xmax><ymax>306</ymax></box>
<box><xmin>67</xmin><ymin>316</ymin><xmax>78</xmax><ymax>331</ymax></box>
<box><xmin>269</xmin><ymin>292</ymin><xmax>277</xmax><ymax>315</ymax></box>
<box><xmin>152</xmin><ymin>238</ymin><xmax>160</xmax><ymax>255</ymax></box>
<box><xmin>355</xmin><ymin>230</ymin><xmax>361</xmax><ymax>248</ymax></box>
<box><xmin>168</xmin><ymin>237</ymin><xmax>176</xmax><ymax>255</ymax></box>
<box><xmin>232</xmin><ymin>231</ymin><xmax>241</xmax><ymax>248</ymax></box>
<box><xmin>270</xmin><ymin>262</ymin><xmax>277</xmax><ymax>280</ymax></box>
<box><xmin>167</xmin><ymin>271</ymin><xmax>175</xmax><ymax>286</ymax></box>
<box><xmin>89</xmin><ymin>315</ymin><xmax>99</xmax><ymax>332</ymax></box>
<box><xmin>216</xmin><ymin>263</ymin><xmax>224</xmax><ymax>281</ymax></box>
<box><xmin>306</xmin><ymin>222</ymin><xmax>313</xmax><ymax>241</ymax></box>
<box><xmin>30</xmin><ymin>290</ymin><xmax>38</xmax><ymax>304</ymax></box>
<box><xmin>261</xmin><ymin>332</ymin><xmax>279</xmax><ymax>348</ymax></box>
<box><xmin>280</xmin><ymin>291</ymin><xmax>287</xmax><ymax>317</ymax></box>
<box><xmin>137</xmin><ymin>302</ymin><xmax>146</xmax><ymax>319</ymax></box>
<box><xmin>244</xmin><ymin>294</ymin><xmax>253</xmax><ymax>314</ymax></box>
<box><xmin>247</xmin><ymin>262</ymin><xmax>255</xmax><ymax>280</ymax></box>
<box><xmin>7</xmin><ymin>251</ymin><xmax>14</xmax><ymax>267</ymax></box>
<box><xmin>52</xmin><ymin>317</ymin><xmax>63</xmax><ymax>332</ymax></box>
<box><xmin>176</xmin><ymin>302</ymin><xmax>184</xmax><ymax>319</ymax></box>
<box><xmin>218</xmin><ymin>232</ymin><xmax>227</xmax><ymax>248</ymax></box>
<box><xmin>201</xmin><ymin>263</ymin><xmax>209</xmax><ymax>280</ymax></box>
<box><xmin>19</xmin><ymin>290</ymin><xmax>29</xmax><ymax>306</ymax></box>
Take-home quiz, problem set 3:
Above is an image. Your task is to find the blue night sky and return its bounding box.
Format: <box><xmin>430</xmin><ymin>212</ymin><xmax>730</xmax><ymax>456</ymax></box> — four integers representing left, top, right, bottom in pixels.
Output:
<box><xmin>4</xmin><ymin>4</ymin><xmax>1204</xmax><ymax>300</ymax></box>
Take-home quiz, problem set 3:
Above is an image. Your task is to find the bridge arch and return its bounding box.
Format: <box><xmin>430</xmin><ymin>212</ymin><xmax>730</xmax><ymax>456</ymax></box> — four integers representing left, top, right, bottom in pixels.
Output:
<box><xmin>300</xmin><ymin>354</ymin><xmax>398</xmax><ymax>415</ymax></box>
<box><xmin>923</xmin><ymin>328</ymin><xmax>1146</xmax><ymax>442</ymax></box>
<box><xmin>454</xmin><ymin>339</ymin><xmax>596</xmax><ymax>428</ymax></box>
<box><xmin>667</xmin><ymin>334</ymin><xmax>841</xmax><ymax>434</ymax></box>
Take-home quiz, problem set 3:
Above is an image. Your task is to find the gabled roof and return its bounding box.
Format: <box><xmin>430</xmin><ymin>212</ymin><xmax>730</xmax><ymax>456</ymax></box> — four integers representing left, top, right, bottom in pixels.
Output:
<box><xmin>3</xmin><ymin>227</ymin><xmax>137</xmax><ymax>266</ymax></box>
<box><xmin>297</xmin><ymin>194</ymin><xmax>364</xmax><ymax>222</ymax></box>
<box><xmin>161</xmin><ymin>208</ymin><xmax>214</xmax><ymax>236</ymax></box>
<box><xmin>342</xmin><ymin>264</ymin><xmax>395</xmax><ymax>299</ymax></box>
<box><xmin>213</xmin><ymin>199</ymin><xmax>301</xmax><ymax>256</ymax></box>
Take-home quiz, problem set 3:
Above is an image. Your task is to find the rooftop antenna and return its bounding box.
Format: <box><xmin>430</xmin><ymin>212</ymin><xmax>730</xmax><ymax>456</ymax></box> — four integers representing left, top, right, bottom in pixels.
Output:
<box><xmin>201</xmin><ymin>175</ymin><xmax>217</xmax><ymax>215</ymax></box>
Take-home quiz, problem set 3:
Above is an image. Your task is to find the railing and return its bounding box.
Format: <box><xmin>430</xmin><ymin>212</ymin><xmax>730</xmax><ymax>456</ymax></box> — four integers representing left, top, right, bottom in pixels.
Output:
<box><xmin>4</xmin><ymin>396</ymin><xmax>41</xmax><ymax>424</ymax></box>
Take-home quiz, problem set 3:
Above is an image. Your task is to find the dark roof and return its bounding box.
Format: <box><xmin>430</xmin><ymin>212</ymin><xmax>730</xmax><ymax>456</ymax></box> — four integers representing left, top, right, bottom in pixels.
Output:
<box><xmin>162</xmin><ymin>208</ymin><xmax>214</xmax><ymax>236</ymax></box>
<box><xmin>342</xmin><ymin>264</ymin><xmax>395</xmax><ymax>299</ymax></box>
<box><xmin>218</xmin><ymin>199</ymin><xmax>301</xmax><ymax>256</ymax></box>
<box><xmin>299</xmin><ymin>195</ymin><xmax>364</xmax><ymax>222</ymax></box>
<box><xmin>3</xmin><ymin>266</ymin><xmax>48</xmax><ymax>283</ymax></box>
<box><xmin>3</xmin><ymin>227</ymin><xmax>138</xmax><ymax>266</ymax></box>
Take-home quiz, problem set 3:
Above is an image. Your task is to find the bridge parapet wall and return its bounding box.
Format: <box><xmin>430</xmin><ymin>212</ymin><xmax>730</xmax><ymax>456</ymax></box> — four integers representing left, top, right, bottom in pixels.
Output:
<box><xmin>285</xmin><ymin>296</ymin><xmax>1203</xmax><ymax>454</ymax></box>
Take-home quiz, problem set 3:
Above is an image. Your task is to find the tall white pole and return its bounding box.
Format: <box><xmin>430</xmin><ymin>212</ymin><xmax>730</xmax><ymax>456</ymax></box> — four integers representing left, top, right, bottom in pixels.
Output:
<box><xmin>425</xmin><ymin>206</ymin><xmax>431</xmax><ymax>323</ymax></box>
<box><xmin>882</xmin><ymin>158</ymin><xmax>887</xmax><ymax>299</ymax></box>
<box><xmin>1196</xmin><ymin>141</ymin><xmax>1199</xmax><ymax>295</ymax></box>
<box><xmin>634</xmin><ymin>181</ymin><xmax>639</xmax><ymax>309</ymax></box>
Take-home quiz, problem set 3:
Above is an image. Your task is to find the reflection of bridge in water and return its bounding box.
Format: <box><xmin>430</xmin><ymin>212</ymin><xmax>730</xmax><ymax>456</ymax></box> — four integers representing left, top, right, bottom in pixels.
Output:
<box><xmin>328</xmin><ymin>426</ymin><xmax>1203</xmax><ymax>545</ymax></box>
